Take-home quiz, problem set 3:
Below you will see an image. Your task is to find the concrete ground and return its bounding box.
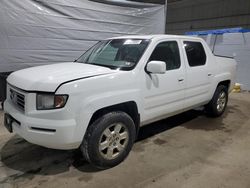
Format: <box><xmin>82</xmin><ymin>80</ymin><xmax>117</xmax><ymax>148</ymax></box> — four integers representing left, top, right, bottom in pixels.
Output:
<box><xmin>0</xmin><ymin>93</ymin><xmax>250</xmax><ymax>188</ymax></box>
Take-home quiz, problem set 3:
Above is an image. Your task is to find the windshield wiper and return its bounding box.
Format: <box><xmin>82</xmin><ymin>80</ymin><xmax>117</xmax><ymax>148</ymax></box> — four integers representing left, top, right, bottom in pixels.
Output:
<box><xmin>74</xmin><ymin>61</ymin><xmax>117</xmax><ymax>70</ymax></box>
<box><xmin>91</xmin><ymin>63</ymin><xmax>117</xmax><ymax>70</ymax></box>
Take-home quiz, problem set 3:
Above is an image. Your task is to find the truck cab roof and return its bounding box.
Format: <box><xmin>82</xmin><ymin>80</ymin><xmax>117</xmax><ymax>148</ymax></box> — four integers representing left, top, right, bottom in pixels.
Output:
<box><xmin>108</xmin><ymin>34</ymin><xmax>200</xmax><ymax>41</ymax></box>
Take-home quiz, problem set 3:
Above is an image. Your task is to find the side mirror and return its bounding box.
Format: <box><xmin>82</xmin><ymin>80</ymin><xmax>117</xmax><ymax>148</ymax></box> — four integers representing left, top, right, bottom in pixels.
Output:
<box><xmin>146</xmin><ymin>61</ymin><xmax>166</xmax><ymax>74</ymax></box>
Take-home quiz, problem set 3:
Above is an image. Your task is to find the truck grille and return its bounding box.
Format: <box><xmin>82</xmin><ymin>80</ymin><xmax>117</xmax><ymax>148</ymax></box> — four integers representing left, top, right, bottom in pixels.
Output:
<box><xmin>10</xmin><ymin>88</ymin><xmax>25</xmax><ymax>111</ymax></box>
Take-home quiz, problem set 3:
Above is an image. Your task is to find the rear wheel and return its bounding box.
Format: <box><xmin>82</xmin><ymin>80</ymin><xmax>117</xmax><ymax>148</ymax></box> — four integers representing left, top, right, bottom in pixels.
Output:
<box><xmin>205</xmin><ymin>85</ymin><xmax>228</xmax><ymax>117</ymax></box>
<box><xmin>81</xmin><ymin>111</ymin><xmax>136</xmax><ymax>169</ymax></box>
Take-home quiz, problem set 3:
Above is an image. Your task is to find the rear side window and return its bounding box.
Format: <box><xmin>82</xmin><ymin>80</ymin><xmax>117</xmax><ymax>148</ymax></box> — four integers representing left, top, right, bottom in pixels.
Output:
<box><xmin>184</xmin><ymin>41</ymin><xmax>206</xmax><ymax>67</ymax></box>
<box><xmin>149</xmin><ymin>41</ymin><xmax>181</xmax><ymax>70</ymax></box>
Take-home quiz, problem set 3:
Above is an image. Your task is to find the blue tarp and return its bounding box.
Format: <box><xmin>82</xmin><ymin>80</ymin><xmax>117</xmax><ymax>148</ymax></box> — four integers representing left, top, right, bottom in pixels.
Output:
<box><xmin>186</xmin><ymin>27</ymin><xmax>250</xmax><ymax>35</ymax></box>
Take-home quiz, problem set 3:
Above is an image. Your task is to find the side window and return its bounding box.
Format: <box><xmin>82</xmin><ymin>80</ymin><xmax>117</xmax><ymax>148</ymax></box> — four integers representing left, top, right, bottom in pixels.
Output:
<box><xmin>149</xmin><ymin>41</ymin><xmax>181</xmax><ymax>70</ymax></box>
<box><xmin>184</xmin><ymin>41</ymin><xmax>206</xmax><ymax>67</ymax></box>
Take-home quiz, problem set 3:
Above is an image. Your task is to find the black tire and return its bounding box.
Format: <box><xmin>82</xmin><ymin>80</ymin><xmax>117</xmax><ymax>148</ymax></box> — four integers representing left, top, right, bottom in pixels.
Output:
<box><xmin>80</xmin><ymin>111</ymin><xmax>136</xmax><ymax>169</ymax></box>
<box><xmin>205</xmin><ymin>85</ymin><xmax>228</xmax><ymax>117</ymax></box>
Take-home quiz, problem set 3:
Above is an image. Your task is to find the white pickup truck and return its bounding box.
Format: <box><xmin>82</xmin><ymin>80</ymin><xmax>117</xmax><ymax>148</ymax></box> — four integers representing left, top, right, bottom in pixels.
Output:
<box><xmin>4</xmin><ymin>35</ymin><xmax>236</xmax><ymax>169</ymax></box>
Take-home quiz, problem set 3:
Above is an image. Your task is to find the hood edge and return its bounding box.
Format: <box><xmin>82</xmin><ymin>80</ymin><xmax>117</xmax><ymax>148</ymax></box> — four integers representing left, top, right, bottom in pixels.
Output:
<box><xmin>7</xmin><ymin>72</ymin><xmax>113</xmax><ymax>93</ymax></box>
<box><xmin>54</xmin><ymin>72</ymin><xmax>114</xmax><ymax>92</ymax></box>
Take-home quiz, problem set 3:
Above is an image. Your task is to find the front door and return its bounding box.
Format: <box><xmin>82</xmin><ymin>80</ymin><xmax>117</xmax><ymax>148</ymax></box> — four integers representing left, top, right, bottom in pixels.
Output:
<box><xmin>142</xmin><ymin>40</ymin><xmax>186</xmax><ymax>124</ymax></box>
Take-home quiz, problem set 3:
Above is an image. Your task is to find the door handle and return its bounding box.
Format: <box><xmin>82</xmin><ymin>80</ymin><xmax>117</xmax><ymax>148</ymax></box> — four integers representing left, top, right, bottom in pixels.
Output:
<box><xmin>178</xmin><ymin>78</ymin><xmax>184</xmax><ymax>82</ymax></box>
<box><xmin>208</xmin><ymin>73</ymin><xmax>212</xmax><ymax>76</ymax></box>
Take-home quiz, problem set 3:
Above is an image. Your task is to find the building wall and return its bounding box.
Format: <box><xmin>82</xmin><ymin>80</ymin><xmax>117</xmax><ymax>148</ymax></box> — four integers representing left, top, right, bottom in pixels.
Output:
<box><xmin>166</xmin><ymin>0</ymin><xmax>250</xmax><ymax>34</ymax></box>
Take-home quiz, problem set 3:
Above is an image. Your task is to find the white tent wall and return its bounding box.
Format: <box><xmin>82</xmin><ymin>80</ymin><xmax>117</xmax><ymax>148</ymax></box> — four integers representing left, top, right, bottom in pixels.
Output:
<box><xmin>199</xmin><ymin>32</ymin><xmax>250</xmax><ymax>90</ymax></box>
<box><xmin>0</xmin><ymin>0</ymin><xmax>166</xmax><ymax>73</ymax></box>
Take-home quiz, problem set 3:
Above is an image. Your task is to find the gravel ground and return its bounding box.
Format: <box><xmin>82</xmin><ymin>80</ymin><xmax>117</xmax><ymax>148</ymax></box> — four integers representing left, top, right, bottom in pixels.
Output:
<box><xmin>0</xmin><ymin>92</ymin><xmax>250</xmax><ymax>188</ymax></box>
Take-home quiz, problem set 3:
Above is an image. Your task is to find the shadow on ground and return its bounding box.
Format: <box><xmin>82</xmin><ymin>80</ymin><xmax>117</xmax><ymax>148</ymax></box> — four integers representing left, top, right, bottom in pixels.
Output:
<box><xmin>0</xmin><ymin>106</ymin><xmax>234</xmax><ymax>183</ymax></box>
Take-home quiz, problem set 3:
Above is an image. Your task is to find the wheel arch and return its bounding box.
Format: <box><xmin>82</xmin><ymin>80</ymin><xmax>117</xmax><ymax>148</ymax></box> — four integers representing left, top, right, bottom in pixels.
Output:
<box><xmin>88</xmin><ymin>101</ymin><xmax>140</xmax><ymax>136</ymax></box>
<box><xmin>217</xmin><ymin>80</ymin><xmax>231</xmax><ymax>91</ymax></box>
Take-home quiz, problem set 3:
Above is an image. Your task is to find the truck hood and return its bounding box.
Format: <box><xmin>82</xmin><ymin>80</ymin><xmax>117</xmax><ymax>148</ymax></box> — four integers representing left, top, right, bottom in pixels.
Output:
<box><xmin>7</xmin><ymin>62</ymin><xmax>116</xmax><ymax>92</ymax></box>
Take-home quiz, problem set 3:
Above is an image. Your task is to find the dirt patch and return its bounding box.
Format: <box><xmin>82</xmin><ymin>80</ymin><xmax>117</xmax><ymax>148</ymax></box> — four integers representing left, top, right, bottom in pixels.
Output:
<box><xmin>153</xmin><ymin>138</ymin><xmax>167</xmax><ymax>145</ymax></box>
<box><xmin>78</xmin><ymin>174</ymin><xmax>93</xmax><ymax>182</ymax></box>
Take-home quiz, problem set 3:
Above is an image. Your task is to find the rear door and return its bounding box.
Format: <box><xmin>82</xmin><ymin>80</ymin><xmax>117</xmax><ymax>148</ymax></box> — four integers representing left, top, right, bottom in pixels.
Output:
<box><xmin>181</xmin><ymin>40</ymin><xmax>213</xmax><ymax>108</ymax></box>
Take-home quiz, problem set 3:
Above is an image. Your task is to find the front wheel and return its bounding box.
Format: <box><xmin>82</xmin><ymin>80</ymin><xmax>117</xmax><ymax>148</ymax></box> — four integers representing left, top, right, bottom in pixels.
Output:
<box><xmin>80</xmin><ymin>111</ymin><xmax>136</xmax><ymax>169</ymax></box>
<box><xmin>205</xmin><ymin>85</ymin><xmax>228</xmax><ymax>117</ymax></box>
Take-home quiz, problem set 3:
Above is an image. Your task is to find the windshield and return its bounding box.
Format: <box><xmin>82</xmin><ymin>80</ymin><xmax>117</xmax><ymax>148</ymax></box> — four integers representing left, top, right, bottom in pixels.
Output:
<box><xmin>76</xmin><ymin>39</ymin><xmax>150</xmax><ymax>70</ymax></box>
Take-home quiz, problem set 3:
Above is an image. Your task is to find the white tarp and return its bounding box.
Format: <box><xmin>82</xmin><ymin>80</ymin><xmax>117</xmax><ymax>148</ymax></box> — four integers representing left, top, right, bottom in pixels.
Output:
<box><xmin>0</xmin><ymin>0</ymin><xmax>166</xmax><ymax>72</ymax></box>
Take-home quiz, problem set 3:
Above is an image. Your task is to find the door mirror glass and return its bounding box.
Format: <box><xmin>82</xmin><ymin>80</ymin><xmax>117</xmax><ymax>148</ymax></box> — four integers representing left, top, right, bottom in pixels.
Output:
<box><xmin>146</xmin><ymin>61</ymin><xmax>166</xmax><ymax>74</ymax></box>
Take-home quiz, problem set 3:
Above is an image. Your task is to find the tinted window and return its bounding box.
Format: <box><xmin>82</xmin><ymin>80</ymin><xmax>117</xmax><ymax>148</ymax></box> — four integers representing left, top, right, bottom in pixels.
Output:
<box><xmin>184</xmin><ymin>41</ymin><xmax>206</xmax><ymax>67</ymax></box>
<box><xmin>149</xmin><ymin>41</ymin><xmax>181</xmax><ymax>70</ymax></box>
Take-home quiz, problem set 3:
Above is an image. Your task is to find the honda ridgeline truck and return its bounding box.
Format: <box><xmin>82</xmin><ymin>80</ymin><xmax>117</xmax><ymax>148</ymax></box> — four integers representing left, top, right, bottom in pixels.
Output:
<box><xmin>4</xmin><ymin>35</ymin><xmax>237</xmax><ymax>169</ymax></box>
